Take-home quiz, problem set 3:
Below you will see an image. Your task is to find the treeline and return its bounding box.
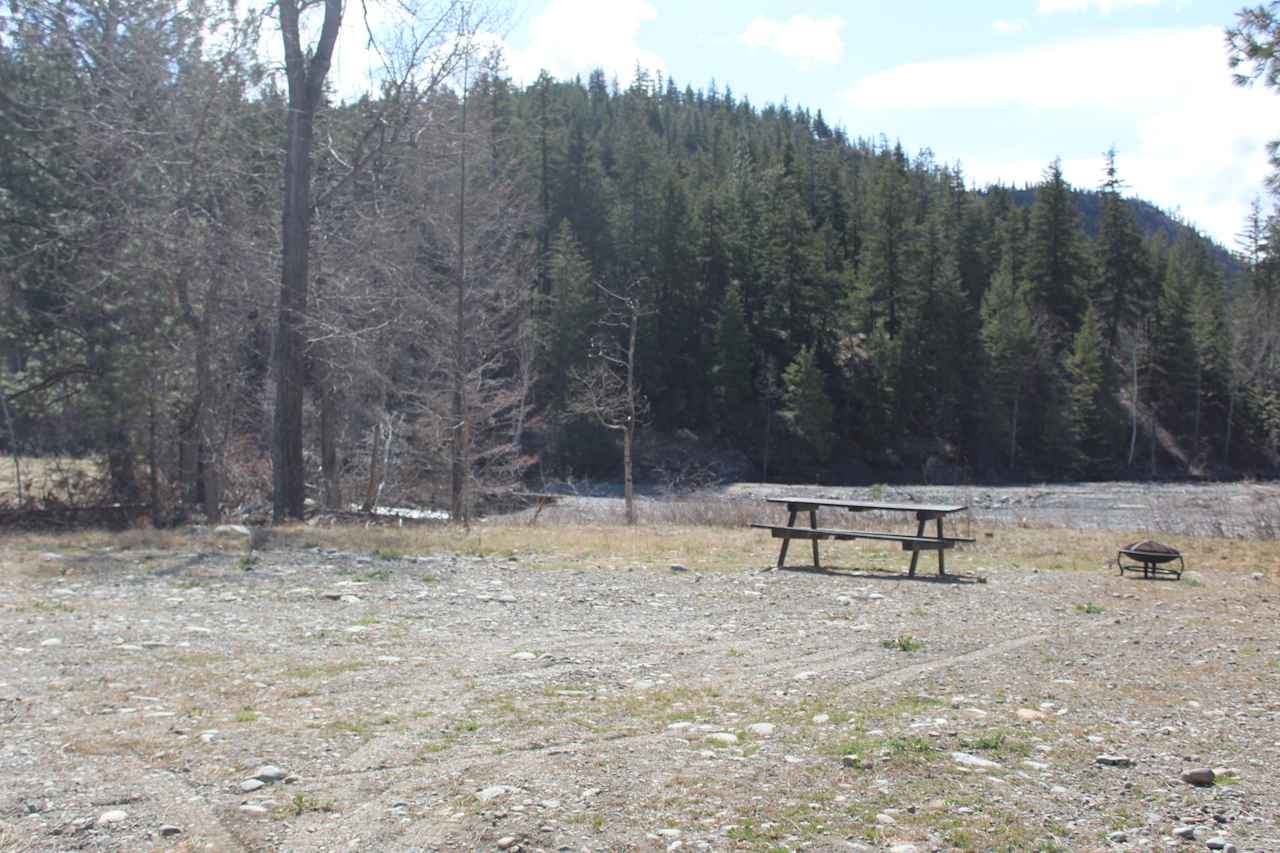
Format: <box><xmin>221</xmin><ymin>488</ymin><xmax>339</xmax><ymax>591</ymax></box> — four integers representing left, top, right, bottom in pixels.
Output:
<box><xmin>2</xmin><ymin>0</ymin><xmax>1279</xmax><ymax>523</ymax></box>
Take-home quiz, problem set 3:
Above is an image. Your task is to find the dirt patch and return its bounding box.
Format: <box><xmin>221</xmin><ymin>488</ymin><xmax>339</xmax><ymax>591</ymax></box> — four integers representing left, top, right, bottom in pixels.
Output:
<box><xmin>1</xmin><ymin>529</ymin><xmax>1278</xmax><ymax>852</ymax></box>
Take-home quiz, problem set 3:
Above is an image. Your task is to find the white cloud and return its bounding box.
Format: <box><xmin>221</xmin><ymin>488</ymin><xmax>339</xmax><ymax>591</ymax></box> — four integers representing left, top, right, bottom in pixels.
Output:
<box><xmin>843</xmin><ymin>27</ymin><xmax>1276</xmax><ymax>244</ymax></box>
<box><xmin>1038</xmin><ymin>0</ymin><xmax>1162</xmax><ymax>14</ymax></box>
<box><xmin>992</xmin><ymin>19</ymin><xmax>1029</xmax><ymax>34</ymax></box>
<box><xmin>738</xmin><ymin>14</ymin><xmax>846</xmax><ymax>70</ymax></box>
<box><xmin>503</xmin><ymin>0</ymin><xmax>665</xmax><ymax>86</ymax></box>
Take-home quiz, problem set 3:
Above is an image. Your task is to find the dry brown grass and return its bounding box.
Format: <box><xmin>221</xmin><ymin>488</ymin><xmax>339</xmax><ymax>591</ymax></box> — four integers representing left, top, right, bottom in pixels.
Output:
<box><xmin>0</xmin><ymin>456</ymin><xmax>100</xmax><ymax>505</ymax></box>
<box><xmin>6</xmin><ymin>505</ymin><xmax>1277</xmax><ymax>579</ymax></box>
<box><xmin>270</xmin><ymin>519</ymin><xmax>1279</xmax><ymax>578</ymax></box>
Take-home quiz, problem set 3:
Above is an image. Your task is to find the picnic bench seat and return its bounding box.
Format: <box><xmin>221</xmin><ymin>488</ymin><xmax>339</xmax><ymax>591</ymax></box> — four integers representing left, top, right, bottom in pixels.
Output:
<box><xmin>754</xmin><ymin>497</ymin><xmax>974</xmax><ymax>576</ymax></box>
<box><xmin>751</xmin><ymin>524</ymin><xmax>974</xmax><ymax>549</ymax></box>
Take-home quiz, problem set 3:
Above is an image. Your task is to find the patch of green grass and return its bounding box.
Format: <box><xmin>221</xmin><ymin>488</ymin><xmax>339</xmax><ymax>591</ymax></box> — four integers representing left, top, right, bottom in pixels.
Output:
<box><xmin>833</xmin><ymin>732</ymin><xmax>938</xmax><ymax>768</ymax></box>
<box><xmin>372</xmin><ymin>547</ymin><xmax>404</xmax><ymax>561</ymax></box>
<box><xmin>359</xmin><ymin>568</ymin><xmax>393</xmax><ymax>581</ymax></box>
<box><xmin>328</xmin><ymin>718</ymin><xmax>370</xmax><ymax>738</ymax></box>
<box><xmin>1075</xmin><ymin>601</ymin><xmax>1104</xmax><ymax>615</ymax></box>
<box><xmin>881</xmin><ymin>634</ymin><xmax>925</xmax><ymax>652</ymax></box>
<box><xmin>234</xmin><ymin>706</ymin><xmax>258</xmax><ymax>723</ymax></box>
<box><xmin>961</xmin><ymin>728</ymin><xmax>1031</xmax><ymax>759</ymax></box>
<box><xmin>279</xmin><ymin>793</ymin><xmax>337</xmax><ymax>818</ymax></box>
<box><xmin>237</xmin><ymin>553</ymin><xmax>259</xmax><ymax>571</ymax></box>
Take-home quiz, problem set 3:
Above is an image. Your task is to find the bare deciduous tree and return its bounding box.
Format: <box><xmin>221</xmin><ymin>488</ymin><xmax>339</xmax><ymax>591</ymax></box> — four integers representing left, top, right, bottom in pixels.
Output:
<box><xmin>571</xmin><ymin>280</ymin><xmax>649</xmax><ymax>525</ymax></box>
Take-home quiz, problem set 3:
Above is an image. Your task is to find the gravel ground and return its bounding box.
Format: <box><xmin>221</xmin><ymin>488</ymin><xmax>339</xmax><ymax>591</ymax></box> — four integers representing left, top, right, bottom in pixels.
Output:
<box><xmin>1</xmin><ymin>527</ymin><xmax>1278</xmax><ymax>852</ymax></box>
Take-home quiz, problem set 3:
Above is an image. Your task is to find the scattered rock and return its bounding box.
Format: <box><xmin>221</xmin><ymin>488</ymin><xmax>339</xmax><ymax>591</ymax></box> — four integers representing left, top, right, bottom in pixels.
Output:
<box><xmin>875</xmin><ymin>812</ymin><xmax>897</xmax><ymax>825</ymax></box>
<box><xmin>1095</xmin><ymin>754</ymin><xmax>1134</xmax><ymax>767</ymax></box>
<box><xmin>887</xmin><ymin>844</ymin><xmax>918</xmax><ymax>853</ymax></box>
<box><xmin>951</xmin><ymin>752</ymin><xmax>1002</xmax><ymax>770</ymax></box>
<box><xmin>1172</xmin><ymin>825</ymin><xmax>1196</xmax><ymax>840</ymax></box>
<box><xmin>1180</xmin><ymin>767</ymin><xmax>1215</xmax><ymax>787</ymax></box>
<box><xmin>670</xmin><ymin>564</ymin><xmax>688</xmax><ymax>573</ymax></box>
<box><xmin>239</xmin><ymin>779</ymin><xmax>265</xmax><ymax>793</ymax></box>
<box><xmin>159</xmin><ymin>825</ymin><xmax>182</xmax><ymax>837</ymax></box>
<box><xmin>746</xmin><ymin>722</ymin><xmax>775</xmax><ymax>737</ymax></box>
<box><xmin>705</xmin><ymin>732</ymin><xmax>738</xmax><ymax>746</ymax></box>
<box><xmin>497</xmin><ymin>836</ymin><xmax>519</xmax><ymax>850</ymax></box>
<box><xmin>841</xmin><ymin>754</ymin><xmax>860</xmax><ymax>768</ymax></box>
<box><xmin>254</xmin><ymin>765</ymin><xmax>287</xmax><ymax>782</ymax></box>
<box><xmin>1108</xmin><ymin>829</ymin><xmax>1128</xmax><ymax>843</ymax></box>
<box><xmin>1205</xmin><ymin>839</ymin><xmax>1231</xmax><ymax>851</ymax></box>
<box><xmin>511</xmin><ymin>651</ymin><xmax>537</xmax><ymax>660</ymax></box>
<box><xmin>477</xmin><ymin>785</ymin><xmax>515</xmax><ymax>802</ymax></box>
<box><xmin>96</xmin><ymin>810</ymin><xmax>128</xmax><ymax>825</ymax></box>
<box><xmin>1015</xmin><ymin>708</ymin><xmax>1046</xmax><ymax>721</ymax></box>
<box><xmin>238</xmin><ymin>804</ymin><xmax>269</xmax><ymax>818</ymax></box>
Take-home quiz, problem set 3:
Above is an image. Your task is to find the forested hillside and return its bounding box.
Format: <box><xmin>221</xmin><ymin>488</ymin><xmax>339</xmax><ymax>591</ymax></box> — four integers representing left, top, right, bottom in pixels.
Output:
<box><xmin>3</xmin><ymin>0</ymin><xmax>1279</xmax><ymax>522</ymax></box>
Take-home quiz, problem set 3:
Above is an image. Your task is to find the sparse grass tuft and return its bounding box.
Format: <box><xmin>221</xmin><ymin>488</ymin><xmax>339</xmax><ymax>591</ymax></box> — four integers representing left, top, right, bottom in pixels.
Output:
<box><xmin>882</xmin><ymin>634</ymin><xmax>925</xmax><ymax>652</ymax></box>
<box><xmin>233</xmin><ymin>706</ymin><xmax>258</xmax><ymax>722</ymax></box>
<box><xmin>1075</xmin><ymin>601</ymin><xmax>1104</xmax><ymax>615</ymax></box>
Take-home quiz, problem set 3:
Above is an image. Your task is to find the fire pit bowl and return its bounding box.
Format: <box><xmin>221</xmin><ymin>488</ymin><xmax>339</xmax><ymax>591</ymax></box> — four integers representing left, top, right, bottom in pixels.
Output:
<box><xmin>1117</xmin><ymin>539</ymin><xmax>1184</xmax><ymax>580</ymax></box>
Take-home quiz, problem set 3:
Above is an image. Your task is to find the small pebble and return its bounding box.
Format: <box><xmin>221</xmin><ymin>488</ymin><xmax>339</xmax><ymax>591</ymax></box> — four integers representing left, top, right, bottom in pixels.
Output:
<box><xmin>96</xmin><ymin>810</ymin><xmax>127</xmax><ymax>825</ymax></box>
<box><xmin>159</xmin><ymin>825</ymin><xmax>182</xmax><ymax>837</ymax></box>
<box><xmin>497</xmin><ymin>837</ymin><xmax>519</xmax><ymax>850</ymax></box>
<box><xmin>1095</xmin><ymin>754</ymin><xmax>1134</xmax><ymax>767</ymax></box>
<box><xmin>1108</xmin><ymin>830</ymin><xmax>1127</xmax><ymax>843</ymax></box>
<box><xmin>239</xmin><ymin>779</ymin><xmax>264</xmax><ymax>793</ymax></box>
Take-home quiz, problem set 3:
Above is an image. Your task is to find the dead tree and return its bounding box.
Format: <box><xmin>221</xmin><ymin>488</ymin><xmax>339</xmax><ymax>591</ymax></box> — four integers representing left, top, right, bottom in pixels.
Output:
<box><xmin>571</xmin><ymin>280</ymin><xmax>650</xmax><ymax>526</ymax></box>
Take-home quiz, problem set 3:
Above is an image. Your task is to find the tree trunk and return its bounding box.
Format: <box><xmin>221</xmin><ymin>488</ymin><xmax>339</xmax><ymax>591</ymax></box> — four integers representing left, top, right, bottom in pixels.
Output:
<box><xmin>317</xmin><ymin>353</ymin><xmax>342</xmax><ymax>510</ymax></box>
<box><xmin>449</xmin><ymin>51</ymin><xmax>470</xmax><ymax>529</ymax></box>
<box><xmin>1009</xmin><ymin>391</ymin><xmax>1019</xmax><ymax>470</ymax></box>
<box><xmin>363</xmin><ymin>410</ymin><xmax>384</xmax><ymax>513</ymax></box>
<box><xmin>1127</xmin><ymin>343</ymin><xmax>1138</xmax><ymax>467</ymax></box>
<box><xmin>196</xmin><ymin>331</ymin><xmax>222</xmax><ymax>524</ymax></box>
<box><xmin>0</xmin><ymin>386</ymin><xmax>23</xmax><ymax>506</ymax></box>
<box><xmin>272</xmin><ymin>0</ymin><xmax>342</xmax><ymax>522</ymax></box>
<box><xmin>624</xmin><ymin>300</ymin><xmax>638</xmax><ymax>526</ymax></box>
<box><xmin>1224</xmin><ymin>381</ymin><xmax>1235</xmax><ymax>466</ymax></box>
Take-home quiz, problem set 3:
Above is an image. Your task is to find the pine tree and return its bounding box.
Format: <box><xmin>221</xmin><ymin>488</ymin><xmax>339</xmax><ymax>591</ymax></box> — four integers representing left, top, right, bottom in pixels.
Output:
<box><xmin>544</xmin><ymin>222</ymin><xmax>595</xmax><ymax>405</ymax></box>
<box><xmin>711</xmin><ymin>281</ymin><xmax>753</xmax><ymax>416</ymax></box>
<box><xmin>1092</xmin><ymin>149</ymin><xmax>1152</xmax><ymax>351</ymax></box>
<box><xmin>981</xmin><ymin>231</ymin><xmax>1037</xmax><ymax>471</ymax></box>
<box><xmin>1067</xmin><ymin>303</ymin><xmax>1112</xmax><ymax>474</ymax></box>
<box><xmin>782</xmin><ymin>346</ymin><xmax>835</xmax><ymax>462</ymax></box>
<box><xmin>1026</xmin><ymin>159</ymin><xmax>1088</xmax><ymax>342</ymax></box>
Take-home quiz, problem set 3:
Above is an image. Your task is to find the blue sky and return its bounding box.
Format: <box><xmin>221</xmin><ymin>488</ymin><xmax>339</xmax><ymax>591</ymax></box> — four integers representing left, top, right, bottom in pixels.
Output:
<box><xmin>488</xmin><ymin>0</ymin><xmax>1276</xmax><ymax>247</ymax></box>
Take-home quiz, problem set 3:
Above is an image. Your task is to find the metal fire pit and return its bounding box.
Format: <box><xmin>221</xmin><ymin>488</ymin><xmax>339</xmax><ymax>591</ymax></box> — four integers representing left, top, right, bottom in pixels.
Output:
<box><xmin>1117</xmin><ymin>539</ymin><xmax>1184</xmax><ymax>580</ymax></box>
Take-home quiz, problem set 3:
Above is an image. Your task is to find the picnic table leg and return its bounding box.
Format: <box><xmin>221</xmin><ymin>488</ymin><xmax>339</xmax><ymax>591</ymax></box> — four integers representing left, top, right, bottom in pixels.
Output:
<box><xmin>907</xmin><ymin>518</ymin><xmax>926</xmax><ymax>577</ymax></box>
<box><xmin>936</xmin><ymin>517</ymin><xmax>946</xmax><ymax>576</ymax></box>
<box><xmin>777</xmin><ymin>507</ymin><xmax>798</xmax><ymax>568</ymax></box>
<box><xmin>809</xmin><ymin>508</ymin><xmax>820</xmax><ymax>568</ymax></box>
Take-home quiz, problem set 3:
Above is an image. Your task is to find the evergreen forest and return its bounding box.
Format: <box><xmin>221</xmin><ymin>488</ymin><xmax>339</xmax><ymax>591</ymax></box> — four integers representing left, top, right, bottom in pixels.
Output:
<box><xmin>3</xmin><ymin>0</ymin><xmax>1280</xmax><ymax>523</ymax></box>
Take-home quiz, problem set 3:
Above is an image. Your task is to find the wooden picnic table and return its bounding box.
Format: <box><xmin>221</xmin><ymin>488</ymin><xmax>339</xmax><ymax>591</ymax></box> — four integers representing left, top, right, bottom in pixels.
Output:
<box><xmin>751</xmin><ymin>496</ymin><xmax>973</xmax><ymax>576</ymax></box>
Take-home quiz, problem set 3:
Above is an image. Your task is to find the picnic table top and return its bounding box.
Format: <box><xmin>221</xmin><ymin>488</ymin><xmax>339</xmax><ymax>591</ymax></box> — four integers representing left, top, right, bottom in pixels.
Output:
<box><xmin>766</xmin><ymin>496</ymin><xmax>967</xmax><ymax>514</ymax></box>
